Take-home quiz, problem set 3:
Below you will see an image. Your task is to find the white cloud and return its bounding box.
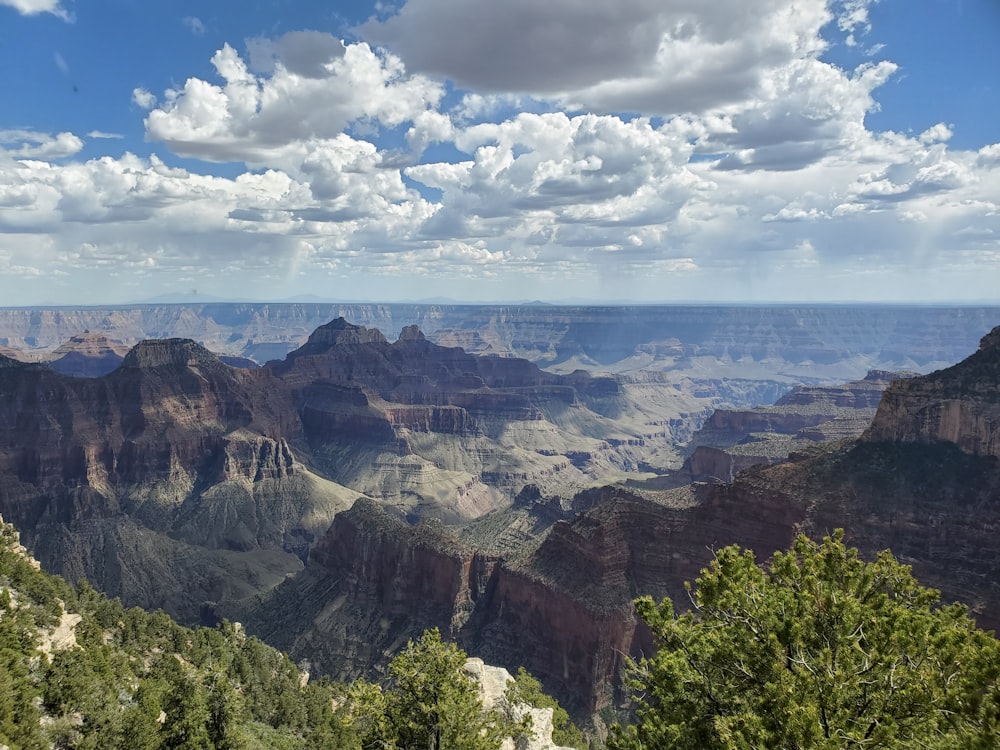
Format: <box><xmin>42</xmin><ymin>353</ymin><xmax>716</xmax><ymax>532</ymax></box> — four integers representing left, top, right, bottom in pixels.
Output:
<box><xmin>2</xmin><ymin>1</ymin><xmax>999</xmax><ymax>305</ymax></box>
<box><xmin>362</xmin><ymin>0</ymin><xmax>878</xmax><ymax>118</ymax></box>
<box><xmin>132</xmin><ymin>87</ymin><xmax>157</xmax><ymax>110</ymax></box>
<box><xmin>977</xmin><ymin>144</ymin><xmax>1000</xmax><ymax>168</ymax></box>
<box><xmin>0</xmin><ymin>130</ymin><xmax>83</xmax><ymax>159</ymax></box>
<box><xmin>0</xmin><ymin>0</ymin><xmax>70</xmax><ymax>20</ymax></box>
<box><xmin>705</xmin><ymin>58</ymin><xmax>897</xmax><ymax>170</ymax></box>
<box><xmin>835</xmin><ymin>0</ymin><xmax>874</xmax><ymax>35</ymax></box>
<box><xmin>144</xmin><ymin>39</ymin><xmax>444</xmax><ymax>166</ymax></box>
<box><xmin>919</xmin><ymin>123</ymin><xmax>953</xmax><ymax>145</ymax></box>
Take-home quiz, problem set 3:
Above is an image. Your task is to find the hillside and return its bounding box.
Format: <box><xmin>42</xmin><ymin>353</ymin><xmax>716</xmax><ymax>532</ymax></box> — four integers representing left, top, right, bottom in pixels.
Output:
<box><xmin>0</xmin><ymin>514</ymin><xmax>580</xmax><ymax>749</ymax></box>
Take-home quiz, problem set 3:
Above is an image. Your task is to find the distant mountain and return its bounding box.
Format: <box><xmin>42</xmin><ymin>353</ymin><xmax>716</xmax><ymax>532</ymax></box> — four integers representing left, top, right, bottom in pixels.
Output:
<box><xmin>1</xmin><ymin>303</ymin><xmax>997</xmax><ymax>390</ymax></box>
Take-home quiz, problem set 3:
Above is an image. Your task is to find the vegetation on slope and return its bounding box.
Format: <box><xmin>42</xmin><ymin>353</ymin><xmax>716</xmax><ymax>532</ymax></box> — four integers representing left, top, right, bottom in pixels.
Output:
<box><xmin>0</xmin><ymin>518</ymin><xmax>580</xmax><ymax>750</ymax></box>
<box><xmin>8</xmin><ymin>505</ymin><xmax>1000</xmax><ymax>750</ymax></box>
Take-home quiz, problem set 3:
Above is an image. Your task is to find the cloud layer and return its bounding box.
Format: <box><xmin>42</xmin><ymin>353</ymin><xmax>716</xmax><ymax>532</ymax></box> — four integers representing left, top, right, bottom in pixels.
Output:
<box><xmin>0</xmin><ymin>1</ymin><xmax>998</xmax><ymax>304</ymax></box>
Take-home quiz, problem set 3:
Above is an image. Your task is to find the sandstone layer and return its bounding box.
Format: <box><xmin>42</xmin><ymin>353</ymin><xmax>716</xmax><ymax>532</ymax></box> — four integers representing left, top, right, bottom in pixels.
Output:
<box><xmin>681</xmin><ymin>370</ymin><xmax>916</xmax><ymax>482</ymax></box>
<box><xmin>865</xmin><ymin>327</ymin><xmax>1000</xmax><ymax>456</ymax></box>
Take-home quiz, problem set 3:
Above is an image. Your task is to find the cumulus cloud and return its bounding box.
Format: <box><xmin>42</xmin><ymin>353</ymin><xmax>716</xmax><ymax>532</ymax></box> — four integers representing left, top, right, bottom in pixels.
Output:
<box><xmin>246</xmin><ymin>30</ymin><xmax>345</xmax><ymax>78</ymax></box>
<box><xmin>919</xmin><ymin>123</ymin><xmax>953</xmax><ymax>145</ymax></box>
<box><xmin>704</xmin><ymin>58</ymin><xmax>897</xmax><ymax>170</ymax></box>
<box><xmin>0</xmin><ymin>130</ymin><xmax>83</xmax><ymax>159</ymax></box>
<box><xmin>977</xmin><ymin>143</ymin><xmax>1000</xmax><ymax>168</ymax></box>
<box><xmin>362</xmin><ymin>0</ymin><xmax>878</xmax><ymax>117</ymax></box>
<box><xmin>0</xmin><ymin>0</ymin><xmax>70</xmax><ymax>20</ymax></box>
<box><xmin>144</xmin><ymin>39</ymin><xmax>443</xmax><ymax>165</ymax></box>
<box><xmin>3</xmin><ymin>1</ymin><xmax>999</xmax><ymax>304</ymax></box>
<box><xmin>132</xmin><ymin>87</ymin><xmax>157</xmax><ymax>109</ymax></box>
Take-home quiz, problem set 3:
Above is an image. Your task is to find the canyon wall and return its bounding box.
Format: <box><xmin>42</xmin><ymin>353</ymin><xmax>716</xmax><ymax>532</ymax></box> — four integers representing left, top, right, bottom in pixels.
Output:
<box><xmin>866</xmin><ymin>328</ymin><xmax>1000</xmax><ymax>457</ymax></box>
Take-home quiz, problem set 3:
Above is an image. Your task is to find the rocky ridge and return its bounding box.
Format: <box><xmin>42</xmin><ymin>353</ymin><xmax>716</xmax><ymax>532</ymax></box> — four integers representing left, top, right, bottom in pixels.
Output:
<box><xmin>865</xmin><ymin>327</ymin><xmax>1000</xmax><ymax>456</ymax></box>
<box><xmin>1</xmin><ymin>303</ymin><xmax>996</xmax><ymax>386</ymax></box>
<box><xmin>4</xmin><ymin>312</ymin><xmax>1000</xmax><ymax>726</ymax></box>
<box><xmin>0</xmin><ymin>337</ymin><xmax>362</xmax><ymax>620</ymax></box>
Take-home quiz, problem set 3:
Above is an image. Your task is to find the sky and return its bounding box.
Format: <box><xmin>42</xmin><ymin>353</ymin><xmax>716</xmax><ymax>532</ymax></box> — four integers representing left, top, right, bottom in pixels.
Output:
<box><xmin>0</xmin><ymin>0</ymin><xmax>998</xmax><ymax>305</ymax></box>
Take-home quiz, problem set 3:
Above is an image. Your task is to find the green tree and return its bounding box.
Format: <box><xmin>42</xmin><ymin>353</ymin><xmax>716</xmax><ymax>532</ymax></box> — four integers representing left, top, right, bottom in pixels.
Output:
<box><xmin>387</xmin><ymin>628</ymin><xmax>507</xmax><ymax>750</ymax></box>
<box><xmin>162</xmin><ymin>663</ymin><xmax>212</xmax><ymax>750</ymax></box>
<box><xmin>121</xmin><ymin>678</ymin><xmax>168</xmax><ymax>750</ymax></box>
<box><xmin>610</xmin><ymin>530</ymin><xmax>1000</xmax><ymax>749</ymax></box>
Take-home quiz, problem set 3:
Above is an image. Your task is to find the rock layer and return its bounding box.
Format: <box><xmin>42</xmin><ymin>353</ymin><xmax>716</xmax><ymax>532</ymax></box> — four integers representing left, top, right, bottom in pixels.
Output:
<box><xmin>866</xmin><ymin>328</ymin><xmax>1000</xmax><ymax>456</ymax></box>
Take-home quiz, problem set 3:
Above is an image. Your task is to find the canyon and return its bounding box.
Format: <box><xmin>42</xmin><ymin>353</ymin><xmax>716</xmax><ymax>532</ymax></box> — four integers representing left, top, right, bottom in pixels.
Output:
<box><xmin>1</xmin><ymin>304</ymin><xmax>998</xmax><ymax>722</ymax></box>
<box><xmin>231</xmin><ymin>326</ymin><xmax>1000</xmax><ymax>717</ymax></box>
<box><xmin>2</xmin><ymin>302</ymin><xmax>997</xmax><ymax>383</ymax></box>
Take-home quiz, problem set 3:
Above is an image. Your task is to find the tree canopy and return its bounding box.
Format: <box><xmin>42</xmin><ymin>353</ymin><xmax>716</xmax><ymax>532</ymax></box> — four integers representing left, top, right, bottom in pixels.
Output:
<box><xmin>610</xmin><ymin>530</ymin><xmax>1000</xmax><ymax>749</ymax></box>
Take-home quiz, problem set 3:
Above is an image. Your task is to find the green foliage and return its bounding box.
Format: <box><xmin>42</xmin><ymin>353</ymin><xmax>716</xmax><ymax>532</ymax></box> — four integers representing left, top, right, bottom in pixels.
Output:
<box><xmin>386</xmin><ymin>628</ymin><xmax>508</xmax><ymax>750</ymax></box>
<box><xmin>610</xmin><ymin>530</ymin><xmax>1000</xmax><ymax>749</ymax></box>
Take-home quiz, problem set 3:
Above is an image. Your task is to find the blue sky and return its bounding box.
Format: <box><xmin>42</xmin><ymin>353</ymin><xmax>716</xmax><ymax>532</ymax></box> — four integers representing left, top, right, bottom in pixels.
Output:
<box><xmin>0</xmin><ymin>0</ymin><xmax>997</xmax><ymax>305</ymax></box>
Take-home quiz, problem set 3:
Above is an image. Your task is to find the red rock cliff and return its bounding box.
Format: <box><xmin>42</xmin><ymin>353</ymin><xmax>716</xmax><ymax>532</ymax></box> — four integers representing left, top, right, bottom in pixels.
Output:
<box><xmin>865</xmin><ymin>326</ymin><xmax>1000</xmax><ymax>456</ymax></box>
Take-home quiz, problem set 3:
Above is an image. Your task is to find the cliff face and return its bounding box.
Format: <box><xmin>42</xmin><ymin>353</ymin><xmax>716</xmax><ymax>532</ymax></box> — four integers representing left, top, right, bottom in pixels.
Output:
<box><xmin>865</xmin><ymin>327</ymin><xmax>1000</xmax><ymax>456</ymax></box>
<box><xmin>5</xmin><ymin>313</ymin><xmax>1000</xmax><ymax>724</ymax></box>
<box><xmin>232</xmin><ymin>499</ymin><xmax>501</xmax><ymax>680</ymax></box>
<box><xmin>45</xmin><ymin>332</ymin><xmax>131</xmax><ymax>377</ymax></box>
<box><xmin>264</xmin><ymin>318</ymin><xmax>702</xmax><ymax>519</ymax></box>
<box><xmin>232</xmin><ymin>325</ymin><xmax>1000</xmax><ymax>717</ymax></box>
<box><xmin>0</xmin><ymin>318</ymin><xmax>713</xmax><ymax>621</ymax></box>
<box><xmin>0</xmin><ymin>338</ymin><xmax>359</xmax><ymax>621</ymax></box>
<box><xmin>239</xmin><ymin>483</ymin><xmax>808</xmax><ymax>716</ymax></box>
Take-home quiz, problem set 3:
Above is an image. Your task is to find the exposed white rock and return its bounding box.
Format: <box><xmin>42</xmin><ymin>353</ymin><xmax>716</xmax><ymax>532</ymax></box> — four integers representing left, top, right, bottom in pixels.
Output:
<box><xmin>463</xmin><ymin>657</ymin><xmax>579</xmax><ymax>750</ymax></box>
<box><xmin>37</xmin><ymin>609</ymin><xmax>82</xmax><ymax>660</ymax></box>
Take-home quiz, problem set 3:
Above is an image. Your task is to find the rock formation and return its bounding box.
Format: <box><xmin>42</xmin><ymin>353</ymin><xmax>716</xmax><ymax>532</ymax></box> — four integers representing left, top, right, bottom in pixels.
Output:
<box><xmin>463</xmin><ymin>658</ymin><xmax>577</xmax><ymax>750</ymax></box>
<box><xmin>865</xmin><ymin>328</ymin><xmax>1000</xmax><ymax>456</ymax></box>
<box><xmin>0</xmin><ymin>338</ymin><xmax>361</xmax><ymax>621</ymax></box>
<box><xmin>45</xmin><ymin>331</ymin><xmax>131</xmax><ymax>377</ymax></box>
<box><xmin>4</xmin><ymin>312</ymin><xmax>1000</xmax><ymax>726</ymax></box>
<box><xmin>1</xmin><ymin>303</ymin><xmax>996</xmax><ymax>387</ymax></box>
<box><xmin>263</xmin><ymin>318</ymin><xmax>704</xmax><ymax>520</ymax></box>
<box><xmin>0</xmin><ymin>318</ymin><xmax>707</xmax><ymax>623</ymax></box>
<box><xmin>681</xmin><ymin>370</ymin><xmax>916</xmax><ymax>482</ymax></box>
<box><xmin>227</xmin><ymin>326</ymin><xmax>1000</xmax><ymax>717</ymax></box>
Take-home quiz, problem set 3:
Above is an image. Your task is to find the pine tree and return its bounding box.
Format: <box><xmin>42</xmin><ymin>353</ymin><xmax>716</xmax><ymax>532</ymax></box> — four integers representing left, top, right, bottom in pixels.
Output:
<box><xmin>387</xmin><ymin>628</ymin><xmax>507</xmax><ymax>750</ymax></box>
<box><xmin>610</xmin><ymin>530</ymin><xmax>1000</xmax><ymax>749</ymax></box>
